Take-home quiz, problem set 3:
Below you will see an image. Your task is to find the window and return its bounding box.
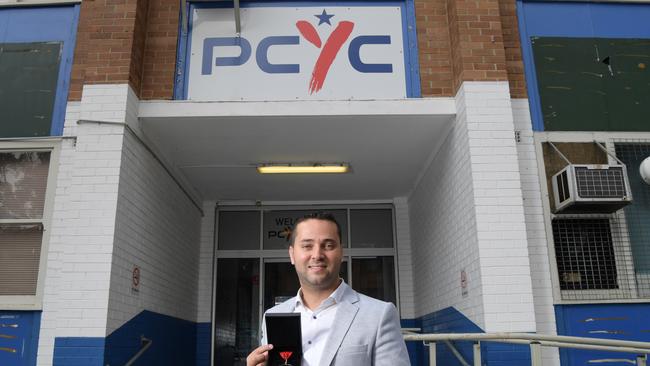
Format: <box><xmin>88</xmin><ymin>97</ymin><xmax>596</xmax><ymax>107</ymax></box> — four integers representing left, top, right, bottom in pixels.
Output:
<box><xmin>539</xmin><ymin>137</ymin><xmax>650</xmax><ymax>301</ymax></box>
<box><xmin>553</xmin><ymin>218</ymin><xmax>618</xmax><ymax>291</ymax></box>
<box><xmin>0</xmin><ymin>6</ymin><xmax>79</xmax><ymax>137</ymax></box>
<box><xmin>0</xmin><ymin>42</ymin><xmax>62</xmax><ymax>137</ymax></box>
<box><xmin>0</xmin><ymin>0</ymin><xmax>78</xmax><ymax>7</ymax></box>
<box><xmin>0</xmin><ymin>144</ymin><xmax>58</xmax><ymax>308</ymax></box>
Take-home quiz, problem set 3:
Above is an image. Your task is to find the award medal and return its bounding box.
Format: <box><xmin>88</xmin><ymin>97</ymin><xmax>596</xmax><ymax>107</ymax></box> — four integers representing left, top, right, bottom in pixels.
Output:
<box><xmin>279</xmin><ymin>351</ymin><xmax>293</xmax><ymax>366</ymax></box>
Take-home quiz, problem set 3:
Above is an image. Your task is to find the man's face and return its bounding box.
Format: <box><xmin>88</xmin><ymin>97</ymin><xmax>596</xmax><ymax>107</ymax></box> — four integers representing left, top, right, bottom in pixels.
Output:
<box><xmin>289</xmin><ymin>219</ymin><xmax>343</xmax><ymax>292</ymax></box>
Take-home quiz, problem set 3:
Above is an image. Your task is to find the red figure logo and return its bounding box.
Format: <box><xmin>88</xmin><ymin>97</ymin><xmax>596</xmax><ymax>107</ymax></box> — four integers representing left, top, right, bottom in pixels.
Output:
<box><xmin>279</xmin><ymin>351</ymin><xmax>293</xmax><ymax>365</ymax></box>
<box><xmin>296</xmin><ymin>16</ymin><xmax>355</xmax><ymax>94</ymax></box>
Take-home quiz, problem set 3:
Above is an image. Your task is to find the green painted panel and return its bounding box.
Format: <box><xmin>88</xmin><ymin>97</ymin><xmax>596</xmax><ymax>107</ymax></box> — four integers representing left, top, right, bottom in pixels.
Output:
<box><xmin>533</xmin><ymin>37</ymin><xmax>650</xmax><ymax>131</ymax></box>
<box><xmin>0</xmin><ymin>42</ymin><xmax>61</xmax><ymax>137</ymax></box>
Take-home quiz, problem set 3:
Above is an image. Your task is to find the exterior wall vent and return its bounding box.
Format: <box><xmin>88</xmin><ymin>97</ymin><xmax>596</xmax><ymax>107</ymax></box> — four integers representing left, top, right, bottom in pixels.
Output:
<box><xmin>552</xmin><ymin>164</ymin><xmax>632</xmax><ymax>214</ymax></box>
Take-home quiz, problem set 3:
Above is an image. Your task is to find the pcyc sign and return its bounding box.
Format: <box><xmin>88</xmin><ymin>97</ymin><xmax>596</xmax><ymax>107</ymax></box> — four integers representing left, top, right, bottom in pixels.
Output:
<box><xmin>187</xmin><ymin>5</ymin><xmax>409</xmax><ymax>101</ymax></box>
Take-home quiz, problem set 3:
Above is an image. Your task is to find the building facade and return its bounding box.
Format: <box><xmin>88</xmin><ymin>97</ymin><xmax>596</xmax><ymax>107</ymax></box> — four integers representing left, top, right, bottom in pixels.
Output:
<box><xmin>0</xmin><ymin>0</ymin><xmax>649</xmax><ymax>364</ymax></box>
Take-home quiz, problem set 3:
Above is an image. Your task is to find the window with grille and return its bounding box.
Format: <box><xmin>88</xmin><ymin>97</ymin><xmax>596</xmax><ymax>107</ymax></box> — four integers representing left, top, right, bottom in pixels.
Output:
<box><xmin>0</xmin><ymin>151</ymin><xmax>51</xmax><ymax>296</ymax></box>
<box><xmin>616</xmin><ymin>142</ymin><xmax>650</xmax><ymax>298</ymax></box>
<box><xmin>553</xmin><ymin>218</ymin><xmax>618</xmax><ymax>291</ymax></box>
<box><xmin>548</xmin><ymin>139</ymin><xmax>650</xmax><ymax>301</ymax></box>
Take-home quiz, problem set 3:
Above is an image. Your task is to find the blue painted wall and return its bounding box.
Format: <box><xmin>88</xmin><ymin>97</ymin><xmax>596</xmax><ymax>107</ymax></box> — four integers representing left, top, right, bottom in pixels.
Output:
<box><xmin>408</xmin><ymin>307</ymin><xmax>531</xmax><ymax>366</ymax></box>
<box><xmin>555</xmin><ymin>303</ymin><xmax>650</xmax><ymax>366</ymax></box>
<box><xmin>104</xmin><ymin>310</ymin><xmax>196</xmax><ymax>366</ymax></box>
<box><xmin>53</xmin><ymin>338</ymin><xmax>105</xmax><ymax>366</ymax></box>
<box><xmin>516</xmin><ymin>1</ymin><xmax>650</xmax><ymax>131</ymax></box>
<box><xmin>402</xmin><ymin>318</ymin><xmax>424</xmax><ymax>366</ymax></box>
<box><xmin>196</xmin><ymin>322</ymin><xmax>211</xmax><ymax>366</ymax></box>
<box><xmin>53</xmin><ymin>311</ymin><xmax>198</xmax><ymax>366</ymax></box>
<box><xmin>0</xmin><ymin>5</ymin><xmax>79</xmax><ymax>136</ymax></box>
<box><xmin>0</xmin><ymin>311</ymin><xmax>41</xmax><ymax>366</ymax></box>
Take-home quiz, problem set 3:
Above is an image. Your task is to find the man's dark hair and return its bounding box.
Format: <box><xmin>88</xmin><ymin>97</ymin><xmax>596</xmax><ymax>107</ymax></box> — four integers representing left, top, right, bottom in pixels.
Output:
<box><xmin>289</xmin><ymin>212</ymin><xmax>342</xmax><ymax>246</ymax></box>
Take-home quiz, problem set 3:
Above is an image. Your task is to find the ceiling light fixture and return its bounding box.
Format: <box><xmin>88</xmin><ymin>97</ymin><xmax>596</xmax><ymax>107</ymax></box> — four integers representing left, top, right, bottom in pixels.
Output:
<box><xmin>257</xmin><ymin>163</ymin><xmax>349</xmax><ymax>174</ymax></box>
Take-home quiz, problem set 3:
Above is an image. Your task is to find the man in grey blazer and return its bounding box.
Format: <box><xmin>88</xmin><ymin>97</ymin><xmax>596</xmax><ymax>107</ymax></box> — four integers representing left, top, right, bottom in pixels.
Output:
<box><xmin>247</xmin><ymin>213</ymin><xmax>409</xmax><ymax>366</ymax></box>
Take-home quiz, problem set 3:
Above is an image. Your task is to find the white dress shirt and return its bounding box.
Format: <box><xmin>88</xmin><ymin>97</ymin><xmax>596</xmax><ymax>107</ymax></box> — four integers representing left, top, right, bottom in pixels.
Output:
<box><xmin>294</xmin><ymin>280</ymin><xmax>347</xmax><ymax>366</ymax></box>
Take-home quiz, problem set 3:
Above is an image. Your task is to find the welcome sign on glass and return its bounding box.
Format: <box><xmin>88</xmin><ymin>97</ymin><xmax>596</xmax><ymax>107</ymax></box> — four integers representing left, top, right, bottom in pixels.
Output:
<box><xmin>187</xmin><ymin>5</ymin><xmax>408</xmax><ymax>101</ymax></box>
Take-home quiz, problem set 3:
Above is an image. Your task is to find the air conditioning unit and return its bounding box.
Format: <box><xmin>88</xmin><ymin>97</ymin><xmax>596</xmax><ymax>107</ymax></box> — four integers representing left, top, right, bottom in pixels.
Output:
<box><xmin>552</xmin><ymin>164</ymin><xmax>632</xmax><ymax>214</ymax></box>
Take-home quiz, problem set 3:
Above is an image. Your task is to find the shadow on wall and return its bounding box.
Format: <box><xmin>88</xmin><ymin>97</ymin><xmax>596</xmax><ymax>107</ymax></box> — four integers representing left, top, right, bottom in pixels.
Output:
<box><xmin>103</xmin><ymin>310</ymin><xmax>196</xmax><ymax>366</ymax></box>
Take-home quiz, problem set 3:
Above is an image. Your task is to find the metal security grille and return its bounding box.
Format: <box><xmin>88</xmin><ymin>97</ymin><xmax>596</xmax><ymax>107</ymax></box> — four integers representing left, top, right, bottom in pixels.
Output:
<box><xmin>615</xmin><ymin>142</ymin><xmax>650</xmax><ymax>299</ymax></box>
<box><xmin>553</xmin><ymin>218</ymin><xmax>618</xmax><ymax>291</ymax></box>
<box><xmin>574</xmin><ymin>166</ymin><xmax>626</xmax><ymax>198</ymax></box>
<box><xmin>552</xmin><ymin>140</ymin><xmax>650</xmax><ymax>301</ymax></box>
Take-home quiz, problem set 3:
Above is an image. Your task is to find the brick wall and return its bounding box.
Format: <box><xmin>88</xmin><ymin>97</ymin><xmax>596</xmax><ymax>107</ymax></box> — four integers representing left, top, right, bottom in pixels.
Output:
<box><xmin>447</xmin><ymin>0</ymin><xmax>508</xmax><ymax>92</ymax></box>
<box><xmin>38</xmin><ymin>86</ymin><xmax>129</xmax><ymax>365</ymax></box>
<box><xmin>69</xmin><ymin>0</ymin><xmax>179</xmax><ymax>101</ymax></box>
<box><xmin>415</xmin><ymin>0</ymin><xmax>525</xmax><ymax>98</ymax></box>
<box><xmin>140</xmin><ymin>0</ymin><xmax>180</xmax><ymax>99</ymax></box>
<box><xmin>196</xmin><ymin>201</ymin><xmax>215</xmax><ymax>324</ymax></box>
<box><xmin>498</xmin><ymin>0</ymin><xmax>526</xmax><ymax>98</ymax></box>
<box><xmin>408</xmin><ymin>81</ymin><xmax>537</xmax><ymax>333</ymax></box>
<box><xmin>415</xmin><ymin>0</ymin><xmax>454</xmax><ymax>96</ymax></box>
<box><xmin>512</xmin><ymin>99</ymin><xmax>559</xmax><ymax>364</ymax></box>
<box><xmin>394</xmin><ymin>197</ymin><xmax>416</xmax><ymax>319</ymax></box>
<box><xmin>107</xmin><ymin>127</ymin><xmax>202</xmax><ymax>334</ymax></box>
<box><xmin>67</xmin><ymin>0</ymin><xmax>528</xmax><ymax>100</ymax></box>
<box><xmin>129</xmin><ymin>0</ymin><xmax>150</xmax><ymax>96</ymax></box>
<box><xmin>462</xmin><ymin>82</ymin><xmax>535</xmax><ymax>333</ymax></box>
<box><xmin>408</xmin><ymin>94</ymin><xmax>485</xmax><ymax>326</ymax></box>
<box><xmin>69</xmin><ymin>0</ymin><xmax>141</xmax><ymax>101</ymax></box>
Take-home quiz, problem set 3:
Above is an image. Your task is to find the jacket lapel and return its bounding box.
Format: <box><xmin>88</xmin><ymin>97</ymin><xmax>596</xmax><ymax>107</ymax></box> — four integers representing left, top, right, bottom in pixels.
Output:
<box><xmin>318</xmin><ymin>287</ymin><xmax>360</xmax><ymax>366</ymax></box>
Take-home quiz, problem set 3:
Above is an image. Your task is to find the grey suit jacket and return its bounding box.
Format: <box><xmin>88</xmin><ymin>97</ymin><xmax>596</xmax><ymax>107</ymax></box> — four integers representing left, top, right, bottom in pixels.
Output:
<box><xmin>261</xmin><ymin>285</ymin><xmax>410</xmax><ymax>366</ymax></box>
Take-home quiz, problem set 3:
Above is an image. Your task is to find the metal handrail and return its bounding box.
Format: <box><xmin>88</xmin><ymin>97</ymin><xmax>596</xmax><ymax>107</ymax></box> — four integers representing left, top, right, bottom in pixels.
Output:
<box><xmin>123</xmin><ymin>336</ymin><xmax>152</xmax><ymax>366</ymax></box>
<box><xmin>402</xmin><ymin>332</ymin><xmax>650</xmax><ymax>366</ymax></box>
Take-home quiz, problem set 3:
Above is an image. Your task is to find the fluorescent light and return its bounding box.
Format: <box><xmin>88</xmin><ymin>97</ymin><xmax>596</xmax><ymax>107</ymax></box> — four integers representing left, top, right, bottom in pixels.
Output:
<box><xmin>257</xmin><ymin>164</ymin><xmax>349</xmax><ymax>174</ymax></box>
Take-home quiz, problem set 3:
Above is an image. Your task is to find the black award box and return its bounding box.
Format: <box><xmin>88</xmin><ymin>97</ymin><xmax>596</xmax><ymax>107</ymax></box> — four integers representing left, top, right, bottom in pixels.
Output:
<box><xmin>266</xmin><ymin>313</ymin><xmax>302</xmax><ymax>366</ymax></box>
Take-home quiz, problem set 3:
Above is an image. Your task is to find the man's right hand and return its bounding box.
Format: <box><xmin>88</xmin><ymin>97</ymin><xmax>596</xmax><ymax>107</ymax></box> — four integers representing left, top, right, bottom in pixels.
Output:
<box><xmin>246</xmin><ymin>344</ymin><xmax>273</xmax><ymax>366</ymax></box>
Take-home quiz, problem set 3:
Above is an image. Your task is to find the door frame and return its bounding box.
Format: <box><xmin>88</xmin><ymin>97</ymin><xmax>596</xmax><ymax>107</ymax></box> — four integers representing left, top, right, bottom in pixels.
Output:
<box><xmin>210</xmin><ymin>203</ymin><xmax>400</xmax><ymax>366</ymax></box>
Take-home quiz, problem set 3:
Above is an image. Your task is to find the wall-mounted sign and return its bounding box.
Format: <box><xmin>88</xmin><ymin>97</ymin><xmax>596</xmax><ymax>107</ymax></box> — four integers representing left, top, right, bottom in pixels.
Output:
<box><xmin>262</xmin><ymin>210</ymin><xmax>348</xmax><ymax>249</ymax></box>
<box><xmin>188</xmin><ymin>4</ymin><xmax>409</xmax><ymax>101</ymax></box>
<box><xmin>132</xmin><ymin>266</ymin><xmax>140</xmax><ymax>292</ymax></box>
<box><xmin>461</xmin><ymin>269</ymin><xmax>468</xmax><ymax>298</ymax></box>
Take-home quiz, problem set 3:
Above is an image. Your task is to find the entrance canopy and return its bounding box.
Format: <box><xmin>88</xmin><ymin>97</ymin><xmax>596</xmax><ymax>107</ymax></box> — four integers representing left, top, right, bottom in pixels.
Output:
<box><xmin>138</xmin><ymin>99</ymin><xmax>455</xmax><ymax>201</ymax></box>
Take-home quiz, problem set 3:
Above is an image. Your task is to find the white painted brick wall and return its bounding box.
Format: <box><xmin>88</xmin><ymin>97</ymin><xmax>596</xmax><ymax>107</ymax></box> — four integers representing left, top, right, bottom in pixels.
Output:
<box><xmin>197</xmin><ymin>201</ymin><xmax>216</xmax><ymax>323</ymax></box>
<box><xmin>37</xmin><ymin>84</ymin><xmax>202</xmax><ymax>365</ymax></box>
<box><xmin>408</xmin><ymin>82</ymin><xmax>538</xmax><ymax>334</ymax></box>
<box><xmin>462</xmin><ymin>82</ymin><xmax>536</xmax><ymax>333</ymax></box>
<box><xmin>394</xmin><ymin>197</ymin><xmax>415</xmax><ymax>319</ymax></box>
<box><xmin>38</xmin><ymin>85</ymin><xmax>131</xmax><ymax>365</ymax></box>
<box><xmin>79</xmin><ymin>84</ymin><xmax>133</xmax><ymax>123</ymax></box>
<box><xmin>512</xmin><ymin>99</ymin><xmax>560</xmax><ymax>365</ymax></box>
<box><xmin>408</xmin><ymin>97</ymin><xmax>485</xmax><ymax>328</ymax></box>
<box><xmin>107</xmin><ymin>106</ymin><xmax>202</xmax><ymax>333</ymax></box>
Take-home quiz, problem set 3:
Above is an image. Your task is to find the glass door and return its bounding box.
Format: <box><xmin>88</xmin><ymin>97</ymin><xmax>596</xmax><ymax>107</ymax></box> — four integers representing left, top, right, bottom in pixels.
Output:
<box><xmin>263</xmin><ymin>259</ymin><xmax>349</xmax><ymax>312</ymax></box>
<box><xmin>213</xmin><ymin>205</ymin><xmax>396</xmax><ymax>366</ymax></box>
<box><xmin>214</xmin><ymin>258</ymin><xmax>260</xmax><ymax>366</ymax></box>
